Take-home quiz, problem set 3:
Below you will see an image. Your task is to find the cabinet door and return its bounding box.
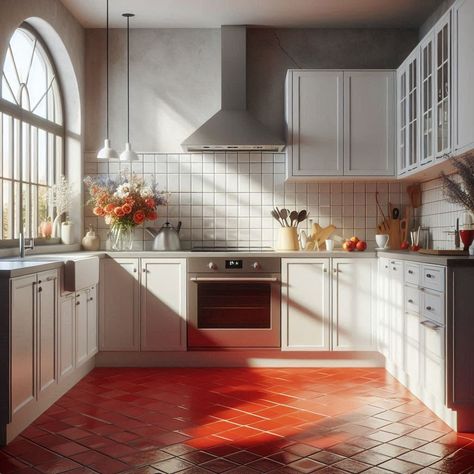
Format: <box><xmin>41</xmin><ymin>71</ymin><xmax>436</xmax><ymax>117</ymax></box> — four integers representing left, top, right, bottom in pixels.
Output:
<box><xmin>405</xmin><ymin>310</ymin><xmax>420</xmax><ymax>387</ymax></box>
<box><xmin>75</xmin><ymin>291</ymin><xmax>88</xmax><ymax>367</ymax></box>
<box><xmin>37</xmin><ymin>270</ymin><xmax>58</xmax><ymax>396</ymax></box>
<box><xmin>332</xmin><ymin>258</ymin><xmax>376</xmax><ymax>351</ymax></box>
<box><xmin>10</xmin><ymin>275</ymin><xmax>36</xmax><ymax>416</ymax></box>
<box><xmin>434</xmin><ymin>10</ymin><xmax>452</xmax><ymax>157</ymax></box>
<box><xmin>59</xmin><ymin>294</ymin><xmax>75</xmax><ymax>379</ymax></box>
<box><xmin>86</xmin><ymin>285</ymin><xmax>98</xmax><ymax>358</ymax></box>
<box><xmin>344</xmin><ymin>71</ymin><xmax>395</xmax><ymax>176</ymax></box>
<box><xmin>377</xmin><ymin>259</ymin><xmax>391</xmax><ymax>357</ymax></box>
<box><xmin>397</xmin><ymin>65</ymin><xmax>409</xmax><ymax>174</ymax></box>
<box><xmin>281</xmin><ymin>258</ymin><xmax>330</xmax><ymax>351</ymax></box>
<box><xmin>141</xmin><ymin>259</ymin><xmax>187</xmax><ymax>351</ymax></box>
<box><xmin>453</xmin><ymin>0</ymin><xmax>474</xmax><ymax>153</ymax></box>
<box><xmin>99</xmin><ymin>258</ymin><xmax>140</xmax><ymax>351</ymax></box>
<box><xmin>289</xmin><ymin>70</ymin><xmax>343</xmax><ymax>176</ymax></box>
<box><xmin>420</xmin><ymin>32</ymin><xmax>436</xmax><ymax>165</ymax></box>
<box><xmin>389</xmin><ymin>261</ymin><xmax>405</xmax><ymax>369</ymax></box>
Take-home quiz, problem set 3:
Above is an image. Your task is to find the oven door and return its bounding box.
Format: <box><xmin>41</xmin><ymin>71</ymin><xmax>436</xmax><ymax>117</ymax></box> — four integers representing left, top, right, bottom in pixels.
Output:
<box><xmin>187</xmin><ymin>274</ymin><xmax>281</xmax><ymax>348</ymax></box>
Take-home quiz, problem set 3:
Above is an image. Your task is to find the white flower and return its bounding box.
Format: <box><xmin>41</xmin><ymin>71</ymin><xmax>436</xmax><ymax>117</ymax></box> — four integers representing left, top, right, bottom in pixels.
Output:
<box><xmin>105</xmin><ymin>214</ymin><xmax>112</xmax><ymax>225</ymax></box>
<box><xmin>140</xmin><ymin>186</ymin><xmax>153</xmax><ymax>198</ymax></box>
<box><xmin>115</xmin><ymin>183</ymin><xmax>131</xmax><ymax>198</ymax></box>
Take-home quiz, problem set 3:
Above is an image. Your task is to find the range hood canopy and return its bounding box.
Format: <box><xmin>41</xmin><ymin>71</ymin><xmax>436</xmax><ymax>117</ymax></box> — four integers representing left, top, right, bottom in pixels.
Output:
<box><xmin>181</xmin><ymin>26</ymin><xmax>285</xmax><ymax>152</ymax></box>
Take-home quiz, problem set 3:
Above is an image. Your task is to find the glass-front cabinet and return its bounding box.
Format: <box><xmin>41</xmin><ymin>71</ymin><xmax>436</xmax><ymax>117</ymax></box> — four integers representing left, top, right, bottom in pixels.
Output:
<box><xmin>420</xmin><ymin>33</ymin><xmax>435</xmax><ymax>165</ymax></box>
<box><xmin>435</xmin><ymin>11</ymin><xmax>451</xmax><ymax>157</ymax></box>
<box><xmin>397</xmin><ymin>50</ymin><xmax>419</xmax><ymax>174</ymax></box>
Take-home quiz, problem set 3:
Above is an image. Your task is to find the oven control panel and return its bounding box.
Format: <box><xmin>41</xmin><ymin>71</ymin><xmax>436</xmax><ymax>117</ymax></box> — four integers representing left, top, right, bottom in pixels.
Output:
<box><xmin>189</xmin><ymin>257</ymin><xmax>280</xmax><ymax>273</ymax></box>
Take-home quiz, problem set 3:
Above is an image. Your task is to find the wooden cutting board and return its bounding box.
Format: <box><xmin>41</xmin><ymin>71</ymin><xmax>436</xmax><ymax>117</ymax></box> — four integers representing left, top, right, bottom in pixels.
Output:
<box><xmin>418</xmin><ymin>249</ymin><xmax>468</xmax><ymax>256</ymax></box>
<box><xmin>388</xmin><ymin>218</ymin><xmax>401</xmax><ymax>250</ymax></box>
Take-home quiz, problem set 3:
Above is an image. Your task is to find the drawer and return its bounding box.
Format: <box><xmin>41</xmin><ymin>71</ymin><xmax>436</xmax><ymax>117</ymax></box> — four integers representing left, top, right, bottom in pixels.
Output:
<box><xmin>405</xmin><ymin>285</ymin><xmax>420</xmax><ymax>314</ymax></box>
<box><xmin>405</xmin><ymin>262</ymin><xmax>420</xmax><ymax>286</ymax></box>
<box><xmin>389</xmin><ymin>260</ymin><xmax>403</xmax><ymax>280</ymax></box>
<box><xmin>421</xmin><ymin>289</ymin><xmax>445</xmax><ymax>325</ymax></box>
<box><xmin>421</xmin><ymin>318</ymin><xmax>445</xmax><ymax>360</ymax></box>
<box><xmin>422</xmin><ymin>265</ymin><xmax>445</xmax><ymax>292</ymax></box>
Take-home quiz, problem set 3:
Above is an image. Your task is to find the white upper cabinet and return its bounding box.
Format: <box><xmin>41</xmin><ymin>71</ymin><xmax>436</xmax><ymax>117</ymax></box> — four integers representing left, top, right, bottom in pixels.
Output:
<box><xmin>398</xmin><ymin>50</ymin><xmax>420</xmax><ymax>174</ymax></box>
<box><xmin>453</xmin><ymin>0</ymin><xmax>474</xmax><ymax>153</ymax></box>
<box><xmin>344</xmin><ymin>71</ymin><xmax>395</xmax><ymax>176</ymax></box>
<box><xmin>286</xmin><ymin>69</ymin><xmax>395</xmax><ymax>180</ymax></box>
<box><xmin>287</xmin><ymin>70</ymin><xmax>344</xmax><ymax>177</ymax></box>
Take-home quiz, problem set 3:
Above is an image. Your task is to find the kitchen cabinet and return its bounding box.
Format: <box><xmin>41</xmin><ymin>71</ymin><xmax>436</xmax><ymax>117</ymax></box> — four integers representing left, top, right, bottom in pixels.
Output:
<box><xmin>332</xmin><ymin>258</ymin><xmax>376</xmax><ymax>350</ymax></box>
<box><xmin>285</xmin><ymin>69</ymin><xmax>395</xmax><ymax>179</ymax></box>
<box><xmin>420</xmin><ymin>32</ymin><xmax>435</xmax><ymax>165</ymax></box>
<box><xmin>453</xmin><ymin>0</ymin><xmax>474</xmax><ymax>153</ymax></box>
<box><xmin>343</xmin><ymin>71</ymin><xmax>395</xmax><ymax>176</ymax></box>
<box><xmin>389</xmin><ymin>260</ymin><xmax>404</xmax><ymax>370</ymax></box>
<box><xmin>75</xmin><ymin>285</ymin><xmax>97</xmax><ymax>368</ymax></box>
<box><xmin>286</xmin><ymin>70</ymin><xmax>344</xmax><ymax>177</ymax></box>
<box><xmin>99</xmin><ymin>258</ymin><xmax>140</xmax><ymax>351</ymax></box>
<box><xmin>141</xmin><ymin>259</ymin><xmax>187</xmax><ymax>351</ymax></box>
<box><xmin>59</xmin><ymin>294</ymin><xmax>75</xmax><ymax>379</ymax></box>
<box><xmin>281</xmin><ymin>258</ymin><xmax>375</xmax><ymax>351</ymax></box>
<box><xmin>377</xmin><ymin>259</ymin><xmax>391</xmax><ymax>357</ymax></box>
<box><xmin>281</xmin><ymin>258</ymin><xmax>330</xmax><ymax>350</ymax></box>
<box><xmin>10</xmin><ymin>270</ymin><xmax>58</xmax><ymax>416</ymax></box>
<box><xmin>86</xmin><ymin>285</ymin><xmax>98</xmax><ymax>358</ymax></box>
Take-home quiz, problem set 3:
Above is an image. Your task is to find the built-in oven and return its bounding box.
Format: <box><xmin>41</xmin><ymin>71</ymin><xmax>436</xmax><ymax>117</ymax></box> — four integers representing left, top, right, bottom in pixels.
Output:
<box><xmin>187</xmin><ymin>256</ymin><xmax>281</xmax><ymax>349</ymax></box>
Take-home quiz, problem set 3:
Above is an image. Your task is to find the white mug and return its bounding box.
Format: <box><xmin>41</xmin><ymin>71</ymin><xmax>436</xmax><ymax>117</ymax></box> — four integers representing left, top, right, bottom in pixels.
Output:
<box><xmin>325</xmin><ymin>239</ymin><xmax>334</xmax><ymax>251</ymax></box>
<box><xmin>375</xmin><ymin>234</ymin><xmax>390</xmax><ymax>249</ymax></box>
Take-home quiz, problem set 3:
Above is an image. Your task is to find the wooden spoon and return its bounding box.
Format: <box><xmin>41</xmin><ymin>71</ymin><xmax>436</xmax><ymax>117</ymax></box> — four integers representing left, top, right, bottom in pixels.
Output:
<box><xmin>289</xmin><ymin>210</ymin><xmax>299</xmax><ymax>227</ymax></box>
<box><xmin>296</xmin><ymin>210</ymin><xmax>308</xmax><ymax>227</ymax></box>
<box><xmin>271</xmin><ymin>209</ymin><xmax>283</xmax><ymax>227</ymax></box>
<box><xmin>279</xmin><ymin>208</ymin><xmax>289</xmax><ymax>227</ymax></box>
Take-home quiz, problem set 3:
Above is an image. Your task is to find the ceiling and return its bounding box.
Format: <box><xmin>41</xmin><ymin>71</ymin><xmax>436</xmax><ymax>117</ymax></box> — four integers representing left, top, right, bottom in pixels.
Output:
<box><xmin>60</xmin><ymin>0</ymin><xmax>443</xmax><ymax>29</ymax></box>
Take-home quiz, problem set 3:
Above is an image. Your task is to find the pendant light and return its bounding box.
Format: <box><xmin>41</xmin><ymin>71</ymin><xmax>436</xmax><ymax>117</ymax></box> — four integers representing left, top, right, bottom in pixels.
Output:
<box><xmin>120</xmin><ymin>13</ymin><xmax>139</xmax><ymax>162</ymax></box>
<box><xmin>97</xmin><ymin>0</ymin><xmax>118</xmax><ymax>159</ymax></box>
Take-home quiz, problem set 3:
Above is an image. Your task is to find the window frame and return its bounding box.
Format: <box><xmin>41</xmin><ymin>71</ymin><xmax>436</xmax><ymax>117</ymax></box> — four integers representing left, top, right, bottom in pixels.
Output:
<box><xmin>0</xmin><ymin>22</ymin><xmax>65</xmax><ymax>246</ymax></box>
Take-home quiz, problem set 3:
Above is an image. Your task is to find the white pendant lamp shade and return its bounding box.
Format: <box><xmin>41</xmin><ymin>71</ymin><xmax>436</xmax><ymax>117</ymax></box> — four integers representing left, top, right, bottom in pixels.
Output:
<box><xmin>120</xmin><ymin>142</ymin><xmax>139</xmax><ymax>162</ymax></box>
<box><xmin>98</xmin><ymin>139</ymin><xmax>118</xmax><ymax>159</ymax></box>
<box><xmin>97</xmin><ymin>0</ymin><xmax>118</xmax><ymax>159</ymax></box>
<box><xmin>120</xmin><ymin>13</ymin><xmax>138</xmax><ymax>162</ymax></box>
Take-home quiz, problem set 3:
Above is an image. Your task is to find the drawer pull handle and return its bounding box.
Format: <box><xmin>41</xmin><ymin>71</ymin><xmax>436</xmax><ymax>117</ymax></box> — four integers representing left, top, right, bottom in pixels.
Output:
<box><xmin>426</xmin><ymin>306</ymin><xmax>433</xmax><ymax>311</ymax></box>
<box><xmin>408</xmin><ymin>299</ymin><xmax>414</xmax><ymax>303</ymax></box>
<box><xmin>426</xmin><ymin>274</ymin><xmax>433</xmax><ymax>278</ymax></box>
<box><xmin>392</xmin><ymin>267</ymin><xmax>397</xmax><ymax>271</ymax></box>
<box><xmin>46</xmin><ymin>276</ymin><xmax>55</xmax><ymax>281</ymax></box>
<box><xmin>408</xmin><ymin>270</ymin><xmax>413</xmax><ymax>274</ymax></box>
<box><xmin>420</xmin><ymin>320</ymin><xmax>442</xmax><ymax>330</ymax></box>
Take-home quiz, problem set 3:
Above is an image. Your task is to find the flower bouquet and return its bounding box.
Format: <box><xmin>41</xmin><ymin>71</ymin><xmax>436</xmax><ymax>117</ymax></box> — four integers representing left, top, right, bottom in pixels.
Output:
<box><xmin>84</xmin><ymin>172</ymin><xmax>168</xmax><ymax>250</ymax></box>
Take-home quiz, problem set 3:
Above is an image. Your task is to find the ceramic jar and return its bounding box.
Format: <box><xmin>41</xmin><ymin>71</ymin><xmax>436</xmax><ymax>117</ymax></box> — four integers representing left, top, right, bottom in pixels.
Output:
<box><xmin>82</xmin><ymin>227</ymin><xmax>100</xmax><ymax>251</ymax></box>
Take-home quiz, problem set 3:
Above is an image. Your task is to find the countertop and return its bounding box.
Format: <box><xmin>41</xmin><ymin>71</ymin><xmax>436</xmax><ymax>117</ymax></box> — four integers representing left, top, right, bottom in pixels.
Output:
<box><xmin>377</xmin><ymin>249</ymin><xmax>474</xmax><ymax>266</ymax></box>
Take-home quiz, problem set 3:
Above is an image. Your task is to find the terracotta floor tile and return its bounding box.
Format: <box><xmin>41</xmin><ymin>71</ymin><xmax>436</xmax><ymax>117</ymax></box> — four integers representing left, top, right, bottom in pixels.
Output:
<box><xmin>0</xmin><ymin>368</ymin><xmax>471</xmax><ymax>474</ymax></box>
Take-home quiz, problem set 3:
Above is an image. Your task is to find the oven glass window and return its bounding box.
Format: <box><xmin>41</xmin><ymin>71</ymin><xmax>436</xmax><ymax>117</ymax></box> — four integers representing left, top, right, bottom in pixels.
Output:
<box><xmin>197</xmin><ymin>282</ymin><xmax>271</xmax><ymax>329</ymax></box>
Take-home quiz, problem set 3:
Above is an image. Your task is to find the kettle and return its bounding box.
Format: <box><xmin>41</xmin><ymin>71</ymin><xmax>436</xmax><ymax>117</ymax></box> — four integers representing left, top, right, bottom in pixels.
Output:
<box><xmin>146</xmin><ymin>221</ymin><xmax>182</xmax><ymax>251</ymax></box>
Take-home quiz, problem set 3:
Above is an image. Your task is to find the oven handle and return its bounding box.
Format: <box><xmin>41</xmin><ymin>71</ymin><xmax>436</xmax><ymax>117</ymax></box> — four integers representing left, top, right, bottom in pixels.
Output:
<box><xmin>190</xmin><ymin>277</ymin><xmax>280</xmax><ymax>283</ymax></box>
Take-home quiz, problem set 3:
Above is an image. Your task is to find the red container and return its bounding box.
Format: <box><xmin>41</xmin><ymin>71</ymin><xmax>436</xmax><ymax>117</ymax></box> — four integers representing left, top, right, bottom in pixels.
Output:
<box><xmin>459</xmin><ymin>229</ymin><xmax>474</xmax><ymax>251</ymax></box>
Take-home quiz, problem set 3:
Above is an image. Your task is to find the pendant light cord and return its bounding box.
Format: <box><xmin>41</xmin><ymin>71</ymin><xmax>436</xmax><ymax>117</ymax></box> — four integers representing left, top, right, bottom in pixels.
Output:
<box><xmin>126</xmin><ymin>14</ymin><xmax>130</xmax><ymax>143</ymax></box>
<box><xmin>106</xmin><ymin>0</ymin><xmax>109</xmax><ymax>139</ymax></box>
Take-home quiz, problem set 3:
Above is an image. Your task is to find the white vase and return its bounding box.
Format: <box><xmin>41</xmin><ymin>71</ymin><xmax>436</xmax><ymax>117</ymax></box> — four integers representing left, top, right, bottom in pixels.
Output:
<box><xmin>51</xmin><ymin>212</ymin><xmax>64</xmax><ymax>238</ymax></box>
<box><xmin>61</xmin><ymin>221</ymin><xmax>74</xmax><ymax>244</ymax></box>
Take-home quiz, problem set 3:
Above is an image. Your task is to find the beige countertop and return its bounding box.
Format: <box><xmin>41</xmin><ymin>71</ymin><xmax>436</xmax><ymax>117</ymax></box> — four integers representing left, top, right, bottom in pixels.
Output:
<box><xmin>377</xmin><ymin>249</ymin><xmax>474</xmax><ymax>266</ymax></box>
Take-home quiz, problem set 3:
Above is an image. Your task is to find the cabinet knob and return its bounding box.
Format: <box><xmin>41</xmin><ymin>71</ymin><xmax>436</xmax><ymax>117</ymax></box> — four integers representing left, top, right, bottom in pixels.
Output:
<box><xmin>426</xmin><ymin>306</ymin><xmax>433</xmax><ymax>311</ymax></box>
<box><xmin>38</xmin><ymin>287</ymin><xmax>42</xmax><ymax>293</ymax></box>
<box><xmin>76</xmin><ymin>301</ymin><xmax>80</xmax><ymax>306</ymax></box>
<box><xmin>38</xmin><ymin>280</ymin><xmax>42</xmax><ymax>284</ymax></box>
<box><xmin>323</xmin><ymin>268</ymin><xmax>327</xmax><ymax>273</ymax></box>
<box><xmin>133</xmin><ymin>268</ymin><xmax>137</xmax><ymax>273</ymax></box>
<box><xmin>392</xmin><ymin>267</ymin><xmax>397</xmax><ymax>271</ymax></box>
<box><xmin>426</xmin><ymin>274</ymin><xmax>432</xmax><ymax>278</ymax></box>
<box><xmin>408</xmin><ymin>270</ymin><xmax>413</xmax><ymax>274</ymax></box>
<box><xmin>142</xmin><ymin>268</ymin><xmax>147</xmax><ymax>273</ymax></box>
<box><xmin>408</xmin><ymin>299</ymin><xmax>414</xmax><ymax>303</ymax></box>
<box><xmin>88</xmin><ymin>297</ymin><xmax>94</xmax><ymax>302</ymax></box>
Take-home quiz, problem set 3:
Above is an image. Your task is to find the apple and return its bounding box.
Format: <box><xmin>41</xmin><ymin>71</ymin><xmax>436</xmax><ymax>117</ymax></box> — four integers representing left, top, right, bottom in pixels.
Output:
<box><xmin>350</xmin><ymin>236</ymin><xmax>360</xmax><ymax>244</ymax></box>
<box><xmin>343</xmin><ymin>240</ymin><xmax>356</xmax><ymax>252</ymax></box>
<box><xmin>356</xmin><ymin>240</ymin><xmax>367</xmax><ymax>251</ymax></box>
<box><xmin>400</xmin><ymin>240</ymin><xmax>410</xmax><ymax>250</ymax></box>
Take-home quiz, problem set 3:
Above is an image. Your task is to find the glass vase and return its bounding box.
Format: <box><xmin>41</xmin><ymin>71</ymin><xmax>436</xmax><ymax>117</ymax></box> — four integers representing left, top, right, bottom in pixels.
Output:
<box><xmin>109</xmin><ymin>224</ymin><xmax>134</xmax><ymax>251</ymax></box>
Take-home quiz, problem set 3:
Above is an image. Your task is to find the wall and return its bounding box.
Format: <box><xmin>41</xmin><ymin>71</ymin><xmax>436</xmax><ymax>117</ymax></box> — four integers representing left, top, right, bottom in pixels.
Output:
<box><xmin>85</xmin><ymin>27</ymin><xmax>419</xmax><ymax>153</ymax></box>
<box><xmin>84</xmin><ymin>151</ymin><xmax>408</xmax><ymax>250</ymax></box>
<box><xmin>0</xmin><ymin>0</ymin><xmax>85</xmax><ymax>241</ymax></box>
<box><xmin>419</xmin><ymin>0</ymin><xmax>455</xmax><ymax>38</ymax></box>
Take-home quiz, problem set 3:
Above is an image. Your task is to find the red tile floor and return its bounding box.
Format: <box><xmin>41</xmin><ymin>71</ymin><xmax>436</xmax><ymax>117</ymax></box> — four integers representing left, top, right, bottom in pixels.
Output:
<box><xmin>1</xmin><ymin>368</ymin><xmax>474</xmax><ymax>474</ymax></box>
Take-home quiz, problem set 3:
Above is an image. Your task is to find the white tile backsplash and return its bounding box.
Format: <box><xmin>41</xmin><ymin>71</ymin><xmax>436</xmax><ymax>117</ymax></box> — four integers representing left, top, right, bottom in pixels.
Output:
<box><xmin>84</xmin><ymin>152</ymin><xmax>408</xmax><ymax>250</ymax></box>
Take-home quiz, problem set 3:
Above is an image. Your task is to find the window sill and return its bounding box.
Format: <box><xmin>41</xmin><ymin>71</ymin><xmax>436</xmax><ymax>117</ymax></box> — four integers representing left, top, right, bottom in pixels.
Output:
<box><xmin>0</xmin><ymin>242</ymin><xmax>81</xmax><ymax>259</ymax></box>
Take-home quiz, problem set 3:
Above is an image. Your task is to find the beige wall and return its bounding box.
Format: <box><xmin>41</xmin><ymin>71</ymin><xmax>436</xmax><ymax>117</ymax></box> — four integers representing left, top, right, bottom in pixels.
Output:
<box><xmin>0</xmin><ymin>0</ymin><xmax>85</xmax><ymax>241</ymax></box>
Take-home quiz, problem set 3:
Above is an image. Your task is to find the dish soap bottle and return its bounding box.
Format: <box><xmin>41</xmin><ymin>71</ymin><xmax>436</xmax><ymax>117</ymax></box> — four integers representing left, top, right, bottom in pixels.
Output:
<box><xmin>82</xmin><ymin>226</ymin><xmax>100</xmax><ymax>251</ymax></box>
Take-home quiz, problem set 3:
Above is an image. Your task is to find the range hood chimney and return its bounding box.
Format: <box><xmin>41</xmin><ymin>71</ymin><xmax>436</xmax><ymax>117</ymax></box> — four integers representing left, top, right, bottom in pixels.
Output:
<box><xmin>181</xmin><ymin>26</ymin><xmax>285</xmax><ymax>152</ymax></box>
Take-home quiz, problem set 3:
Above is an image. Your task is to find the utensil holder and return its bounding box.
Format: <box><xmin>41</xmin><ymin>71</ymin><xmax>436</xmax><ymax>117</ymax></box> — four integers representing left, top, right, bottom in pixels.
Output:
<box><xmin>276</xmin><ymin>227</ymin><xmax>299</xmax><ymax>250</ymax></box>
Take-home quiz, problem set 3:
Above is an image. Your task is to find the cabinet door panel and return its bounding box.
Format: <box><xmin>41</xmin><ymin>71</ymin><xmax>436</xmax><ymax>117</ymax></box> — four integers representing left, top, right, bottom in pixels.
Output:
<box><xmin>141</xmin><ymin>259</ymin><xmax>187</xmax><ymax>351</ymax></box>
<box><xmin>59</xmin><ymin>295</ymin><xmax>75</xmax><ymax>379</ymax></box>
<box><xmin>390</xmin><ymin>264</ymin><xmax>405</xmax><ymax>369</ymax></box>
<box><xmin>100</xmin><ymin>258</ymin><xmax>140</xmax><ymax>351</ymax></box>
<box><xmin>454</xmin><ymin>0</ymin><xmax>474</xmax><ymax>152</ymax></box>
<box><xmin>332</xmin><ymin>259</ymin><xmax>376</xmax><ymax>351</ymax></box>
<box><xmin>75</xmin><ymin>291</ymin><xmax>88</xmax><ymax>367</ymax></box>
<box><xmin>37</xmin><ymin>270</ymin><xmax>58</xmax><ymax>396</ymax></box>
<box><xmin>87</xmin><ymin>285</ymin><xmax>98</xmax><ymax>358</ymax></box>
<box><xmin>10</xmin><ymin>275</ymin><xmax>36</xmax><ymax>416</ymax></box>
<box><xmin>281</xmin><ymin>259</ymin><xmax>330</xmax><ymax>351</ymax></box>
<box><xmin>405</xmin><ymin>311</ymin><xmax>420</xmax><ymax>385</ymax></box>
<box><xmin>377</xmin><ymin>259</ymin><xmax>391</xmax><ymax>356</ymax></box>
<box><xmin>291</xmin><ymin>71</ymin><xmax>343</xmax><ymax>176</ymax></box>
<box><xmin>344</xmin><ymin>71</ymin><xmax>395</xmax><ymax>176</ymax></box>
<box><xmin>421</xmin><ymin>323</ymin><xmax>445</xmax><ymax>403</ymax></box>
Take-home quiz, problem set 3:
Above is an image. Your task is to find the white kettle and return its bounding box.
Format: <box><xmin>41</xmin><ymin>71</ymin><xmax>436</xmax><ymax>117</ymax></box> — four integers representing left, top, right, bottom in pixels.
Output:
<box><xmin>146</xmin><ymin>221</ymin><xmax>182</xmax><ymax>251</ymax></box>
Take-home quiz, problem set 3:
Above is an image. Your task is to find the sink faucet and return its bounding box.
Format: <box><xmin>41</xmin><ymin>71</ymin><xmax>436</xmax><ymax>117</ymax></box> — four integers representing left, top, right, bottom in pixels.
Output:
<box><xmin>19</xmin><ymin>232</ymin><xmax>34</xmax><ymax>258</ymax></box>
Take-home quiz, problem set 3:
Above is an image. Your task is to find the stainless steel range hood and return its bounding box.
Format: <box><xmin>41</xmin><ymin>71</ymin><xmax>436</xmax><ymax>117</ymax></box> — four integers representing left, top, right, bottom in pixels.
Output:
<box><xmin>181</xmin><ymin>26</ymin><xmax>285</xmax><ymax>152</ymax></box>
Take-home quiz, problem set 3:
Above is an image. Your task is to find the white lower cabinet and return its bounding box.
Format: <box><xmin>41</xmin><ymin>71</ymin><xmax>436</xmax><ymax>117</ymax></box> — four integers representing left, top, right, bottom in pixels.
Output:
<box><xmin>281</xmin><ymin>258</ymin><xmax>330</xmax><ymax>350</ymax></box>
<box><xmin>281</xmin><ymin>258</ymin><xmax>375</xmax><ymax>351</ymax></box>
<box><xmin>141</xmin><ymin>259</ymin><xmax>187</xmax><ymax>351</ymax></box>
<box><xmin>389</xmin><ymin>261</ymin><xmax>404</xmax><ymax>370</ymax></box>
<box><xmin>59</xmin><ymin>294</ymin><xmax>75</xmax><ymax>379</ymax></box>
<box><xmin>377</xmin><ymin>259</ymin><xmax>391</xmax><ymax>357</ymax></box>
<box><xmin>332</xmin><ymin>258</ymin><xmax>376</xmax><ymax>350</ymax></box>
<box><xmin>404</xmin><ymin>310</ymin><xmax>421</xmax><ymax>390</ymax></box>
<box><xmin>99</xmin><ymin>258</ymin><xmax>140</xmax><ymax>351</ymax></box>
<box><xmin>10</xmin><ymin>270</ymin><xmax>58</xmax><ymax>417</ymax></box>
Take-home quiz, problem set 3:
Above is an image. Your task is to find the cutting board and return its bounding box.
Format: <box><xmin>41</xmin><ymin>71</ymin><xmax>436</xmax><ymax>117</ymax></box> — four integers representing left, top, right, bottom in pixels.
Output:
<box><xmin>418</xmin><ymin>249</ymin><xmax>468</xmax><ymax>256</ymax></box>
<box><xmin>388</xmin><ymin>218</ymin><xmax>401</xmax><ymax>250</ymax></box>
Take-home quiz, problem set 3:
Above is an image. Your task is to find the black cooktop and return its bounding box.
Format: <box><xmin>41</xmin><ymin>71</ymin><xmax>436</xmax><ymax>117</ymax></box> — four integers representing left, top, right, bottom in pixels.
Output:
<box><xmin>191</xmin><ymin>246</ymin><xmax>274</xmax><ymax>253</ymax></box>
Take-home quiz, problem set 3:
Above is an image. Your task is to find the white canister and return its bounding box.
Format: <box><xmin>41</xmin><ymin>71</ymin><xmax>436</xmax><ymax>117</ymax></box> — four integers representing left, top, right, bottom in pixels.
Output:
<box><xmin>61</xmin><ymin>221</ymin><xmax>74</xmax><ymax>245</ymax></box>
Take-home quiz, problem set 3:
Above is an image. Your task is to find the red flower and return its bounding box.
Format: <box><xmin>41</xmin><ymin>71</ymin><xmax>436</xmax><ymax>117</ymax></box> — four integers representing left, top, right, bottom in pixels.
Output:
<box><xmin>104</xmin><ymin>203</ymin><xmax>115</xmax><ymax>214</ymax></box>
<box><xmin>114</xmin><ymin>206</ymin><xmax>125</xmax><ymax>217</ymax></box>
<box><xmin>147</xmin><ymin>210</ymin><xmax>158</xmax><ymax>221</ymax></box>
<box><xmin>133</xmin><ymin>210</ymin><xmax>145</xmax><ymax>224</ymax></box>
<box><xmin>145</xmin><ymin>197</ymin><xmax>155</xmax><ymax>208</ymax></box>
<box><xmin>93</xmin><ymin>206</ymin><xmax>105</xmax><ymax>216</ymax></box>
<box><xmin>122</xmin><ymin>203</ymin><xmax>132</xmax><ymax>215</ymax></box>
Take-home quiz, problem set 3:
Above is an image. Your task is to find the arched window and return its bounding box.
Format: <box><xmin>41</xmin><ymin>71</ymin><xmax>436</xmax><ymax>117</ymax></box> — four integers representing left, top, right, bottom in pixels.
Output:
<box><xmin>1</xmin><ymin>24</ymin><xmax>64</xmax><ymax>241</ymax></box>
